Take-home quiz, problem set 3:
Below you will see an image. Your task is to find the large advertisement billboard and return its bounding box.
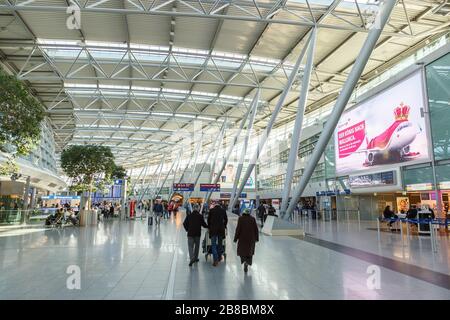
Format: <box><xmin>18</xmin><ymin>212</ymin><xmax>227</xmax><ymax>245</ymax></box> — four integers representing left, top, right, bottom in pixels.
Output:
<box><xmin>334</xmin><ymin>71</ymin><xmax>430</xmax><ymax>175</ymax></box>
<box><xmin>212</xmin><ymin>161</ymin><xmax>256</xmax><ymax>190</ymax></box>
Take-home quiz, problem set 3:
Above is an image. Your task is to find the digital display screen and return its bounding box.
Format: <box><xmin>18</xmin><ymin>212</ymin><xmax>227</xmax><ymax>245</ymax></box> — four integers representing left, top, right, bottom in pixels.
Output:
<box><xmin>335</xmin><ymin>71</ymin><xmax>430</xmax><ymax>175</ymax></box>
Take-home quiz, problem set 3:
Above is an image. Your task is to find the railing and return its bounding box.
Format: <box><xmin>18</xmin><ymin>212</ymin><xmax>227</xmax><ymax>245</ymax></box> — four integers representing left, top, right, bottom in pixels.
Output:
<box><xmin>289</xmin><ymin>208</ymin><xmax>363</xmax><ymax>226</ymax></box>
<box><xmin>377</xmin><ymin>217</ymin><xmax>449</xmax><ymax>252</ymax></box>
<box><xmin>0</xmin><ymin>209</ymin><xmax>56</xmax><ymax>225</ymax></box>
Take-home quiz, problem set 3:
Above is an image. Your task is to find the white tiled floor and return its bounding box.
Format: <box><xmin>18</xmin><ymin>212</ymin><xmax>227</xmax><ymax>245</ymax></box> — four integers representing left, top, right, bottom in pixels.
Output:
<box><xmin>0</xmin><ymin>212</ymin><xmax>449</xmax><ymax>300</ymax></box>
<box><xmin>298</xmin><ymin>217</ymin><xmax>450</xmax><ymax>274</ymax></box>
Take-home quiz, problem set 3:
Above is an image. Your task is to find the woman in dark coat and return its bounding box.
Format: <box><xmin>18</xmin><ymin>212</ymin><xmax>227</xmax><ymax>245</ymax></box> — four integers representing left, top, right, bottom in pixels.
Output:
<box><xmin>233</xmin><ymin>209</ymin><xmax>259</xmax><ymax>273</ymax></box>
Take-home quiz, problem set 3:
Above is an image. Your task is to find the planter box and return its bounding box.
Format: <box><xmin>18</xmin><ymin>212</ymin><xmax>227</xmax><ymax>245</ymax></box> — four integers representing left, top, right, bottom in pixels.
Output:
<box><xmin>79</xmin><ymin>209</ymin><xmax>98</xmax><ymax>226</ymax></box>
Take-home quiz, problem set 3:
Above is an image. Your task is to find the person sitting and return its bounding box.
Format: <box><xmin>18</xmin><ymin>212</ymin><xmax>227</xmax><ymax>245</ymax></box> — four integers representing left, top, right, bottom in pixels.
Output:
<box><xmin>383</xmin><ymin>205</ymin><xmax>396</xmax><ymax>227</ymax></box>
<box><xmin>406</xmin><ymin>205</ymin><xmax>418</xmax><ymax>220</ymax></box>
<box><xmin>406</xmin><ymin>205</ymin><xmax>419</xmax><ymax>228</ymax></box>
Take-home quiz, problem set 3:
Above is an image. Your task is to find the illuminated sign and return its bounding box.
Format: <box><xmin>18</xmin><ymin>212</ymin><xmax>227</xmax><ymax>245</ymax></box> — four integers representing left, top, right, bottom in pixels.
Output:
<box><xmin>219</xmin><ymin>193</ymin><xmax>247</xmax><ymax>199</ymax></box>
<box><xmin>42</xmin><ymin>195</ymin><xmax>81</xmax><ymax>200</ymax></box>
<box><xmin>335</xmin><ymin>71</ymin><xmax>430</xmax><ymax>175</ymax></box>
<box><xmin>406</xmin><ymin>183</ymin><xmax>433</xmax><ymax>191</ymax></box>
<box><xmin>173</xmin><ymin>183</ymin><xmax>194</xmax><ymax>191</ymax></box>
<box><xmin>212</xmin><ymin>161</ymin><xmax>256</xmax><ymax>190</ymax></box>
<box><xmin>200</xmin><ymin>184</ymin><xmax>220</xmax><ymax>192</ymax></box>
<box><xmin>349</xmin><ymin>171</ymin><xmax>395</xmax><ymax>188</ymax></box>
<box><xmin>439</xmin><ymin>181</ymin><xmax>450</xmax><ymax>190</ymax></box>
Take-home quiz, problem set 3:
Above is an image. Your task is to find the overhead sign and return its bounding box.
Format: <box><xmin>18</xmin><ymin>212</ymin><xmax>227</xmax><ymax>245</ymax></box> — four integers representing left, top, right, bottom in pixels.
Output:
<box><xmin>334</xmin><ymin>71</ymin><xmax>430</xmax><ymax>175</ymax></box>
<box><xmin>42</xmin><ymin>195</ymin><xmax>81</xmax><ymax>200</ymax></box>
<box><xmin>349</xmin><ymin>171</ymin><xmax>395</xmax><ymax>188</ymax></box>
<box><xmin>173</xmin><ymin>183</ymin><xmax>194</xmax><ymax>191</ymax></box>
<box><xmin>219</xmin><ymin>193</ymin><xmax>247</xmax><ymax>199</ymax></box>
<box><xmin>438</xmin><ymin>181</ymin><xmax>450</xmax><ymax>190</ymax></box>
<box><xmin>406</xmin><ymin>183</ymin><xmax>433</xmax><ymax>191</ymax></box>
<box><xmin>200</xmin><ymin>184</ymin><xmax>220</xmax><ymax>192</ymax></box>
<box><xmin>316</xmin><ymin>189</ymin><xmax>351</xmax><ymax>197</ymax></box>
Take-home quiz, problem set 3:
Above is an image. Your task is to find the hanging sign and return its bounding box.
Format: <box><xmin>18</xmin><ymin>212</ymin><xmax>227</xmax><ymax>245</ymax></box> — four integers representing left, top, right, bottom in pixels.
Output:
<box><xmin>173</xmin><ymin>183</ymin><xmax>195</xmax><ymax>191</ymax></box>
<box><xmin>200</xmin><ymin>184</ymin><xmax>221</xmax><ymax>192</ymax></box>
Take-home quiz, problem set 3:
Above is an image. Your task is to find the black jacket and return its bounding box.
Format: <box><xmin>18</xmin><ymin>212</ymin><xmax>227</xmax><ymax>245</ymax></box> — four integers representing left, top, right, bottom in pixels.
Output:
<box><xmin>153</xmin><ymin>203</ymin><xmax>163</xmax><ymax>213</ymax></box>
<box><xmin>406</xmin><ymin>208</ymin><xmax>418</xmax><ymax>219</ymax></box>
<box><xmin>183</xmin><ymin>210</ymin><xmax>208</xmax><ymax>237</ymax></box>
<box><xmin>208</xmin><ymin>205</ymin><xmax>228</xmax><ymax>237</ymax></box>
<box><xmin>257</xmin><ymin>205</ymin><xmax>266</xmax><ymax>217</ymax></box>
<box><xmin>234</xmin><ymin>214</ymin><xmax>259</xmax><ymax>257</ymax></box>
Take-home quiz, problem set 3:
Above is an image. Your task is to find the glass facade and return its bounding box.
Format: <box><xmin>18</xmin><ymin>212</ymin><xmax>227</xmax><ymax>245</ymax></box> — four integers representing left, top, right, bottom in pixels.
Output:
<box><xmin>19</xmin><ymin>119</ymin><xmax>58</xmax><ymax>174</ymax></box>
<box><xmin>426</xmin><ymin>53</ymin><xmax>450</xmax><ymax>161</ymax></box>
<box><xmin>401</xmin><ymin>53</ymin><xmax>450</xmax><ymax>191</ymax></box>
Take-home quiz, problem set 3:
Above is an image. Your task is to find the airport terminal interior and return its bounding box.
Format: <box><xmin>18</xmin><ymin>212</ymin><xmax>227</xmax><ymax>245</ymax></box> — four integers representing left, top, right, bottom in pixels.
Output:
<box><xmin>0</xmin><ymin>0</ymin><xmax>450</xmax><ymax>300</ymax></box>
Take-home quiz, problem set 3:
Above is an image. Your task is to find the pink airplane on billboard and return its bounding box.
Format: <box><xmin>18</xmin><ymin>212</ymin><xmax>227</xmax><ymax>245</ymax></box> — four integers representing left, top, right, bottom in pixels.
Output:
<box><xmin>360</xmin><ymin>103</ymin><xmax>423</xmax><ymax>166</ymax></box>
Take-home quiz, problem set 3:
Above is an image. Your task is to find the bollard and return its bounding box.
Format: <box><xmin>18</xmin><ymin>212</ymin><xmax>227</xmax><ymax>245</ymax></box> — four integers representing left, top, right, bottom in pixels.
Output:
<box><xmin>400</xmin><ymin>219</ymin><xmax>403</xmax><ymax>239</ymax></box>
<box><xmin>429</xmin><ymin>221</ymin><xmax>436</xmax><ymax>252</ymax></box>
<box><xmin>377</xmin><ymin>218</ymin><xmax>380</xmax><ymax>241</ymax></box>
<box><xmin>406</xmin><ymin>219</ymin><xmax>409</xmax><ymax>239</ymax></box>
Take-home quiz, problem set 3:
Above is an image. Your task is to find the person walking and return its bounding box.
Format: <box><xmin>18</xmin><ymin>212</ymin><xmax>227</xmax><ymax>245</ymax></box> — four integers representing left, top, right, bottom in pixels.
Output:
<box><xmin>183</xmin><ymin>205</ymin><xmax>208</xmax><ymax>267</ymax></box>
<box><xmin>207</xmin><ymin>202</ymin><xmax>228</xmax><ymax>266</ymax></box>
<box><xmin>109</xmin><ymin>203</ymin><xmax>115</xmax><ymax>219</ymax></box>
<box><xmin>257</xmin><ymin>202</ymin><xmax>266</xmax><ymax>228</ymax></box>
<box><xmin>233</xmin><ymin>209</ymin><xmax>259</xmax><ymax>273</ymax></box>
<box><xmin>153</xmin><ymin>200</ymin><xmax>164</xmax><ymax>225</ymax></box>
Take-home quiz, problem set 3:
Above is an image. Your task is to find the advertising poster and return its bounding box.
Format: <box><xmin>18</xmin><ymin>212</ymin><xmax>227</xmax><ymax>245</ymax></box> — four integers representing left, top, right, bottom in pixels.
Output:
<box><xmin>334</xmin><ymin>71</ymin><xmax>429</xmax><ymax>175</ymax></box>
<box><xmin>349</xmin><ymin>171</ymin><xmax>395</xmax><ymax>188</ymax></box>
<box><xmin>396</xmin><ymin>197</ymin><xmax>410</xmax><ymax>213</ymax></box>
<box><xmin>212</xmin><ymin>161</ymin><xmax>256</xmax><ymax>190</ymax></box>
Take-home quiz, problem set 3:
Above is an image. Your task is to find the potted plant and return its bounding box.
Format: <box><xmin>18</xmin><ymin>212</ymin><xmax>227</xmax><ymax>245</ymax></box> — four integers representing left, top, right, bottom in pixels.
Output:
<box><xmin>60</xmin><ymin>145</ymin><xmax>118</xmax><ymax>226</ymax></box>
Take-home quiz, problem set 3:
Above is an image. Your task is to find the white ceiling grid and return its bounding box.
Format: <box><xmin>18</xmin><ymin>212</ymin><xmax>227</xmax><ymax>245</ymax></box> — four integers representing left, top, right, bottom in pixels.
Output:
<box><xmin>0</xmin><ymin>0</ymin><xmax>448</xmax><ymax>167</ymax></box>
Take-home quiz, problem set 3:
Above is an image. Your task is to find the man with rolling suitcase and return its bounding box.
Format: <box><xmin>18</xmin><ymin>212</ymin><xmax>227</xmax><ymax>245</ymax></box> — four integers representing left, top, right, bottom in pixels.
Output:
<box><xmin>207</xmin><ymin>202</ymin><xmax>228</xmax><ymax>267</ymax></box>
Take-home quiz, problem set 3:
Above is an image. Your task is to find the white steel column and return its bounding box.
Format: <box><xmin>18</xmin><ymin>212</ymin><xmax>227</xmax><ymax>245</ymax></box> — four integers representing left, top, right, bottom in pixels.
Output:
<box><xmin>209</xmin><ymin>119</ymin><xmax>228</xmax><ymax>183</ymax></box>
<box><xmin>230</xmin><ymin>35</ymin><xmax>313</xmax><ymax>210</ymax></box>
<box><xmin>280</xmin><ymin>28</ymin><xmax>317</xmax><ymax>218</ymax></box>
<box><xmin>154</xmin><ymin>150</ymin><xmax>183</xmax><ymax>200</ymax></box>
<box><xmin>285</xmin><ymin>0</ymin><xmax>397</xmax><ymax>218</ymax></box>
<box><xmin>185</xmin><ymin>121</ymin><xmax>227</xmax><ymax>203</ymax></box>
<box><xmin>228</xmin><ymin>88</ymin><xmax>260</xmax><ymax>212</ymax></box>
<box><xmin>204</xmin><ymin>93</ymin><xmax>257</xmax><ymax>203</ymax></box>
<box><xmin>138</xmin><ymin>155</ymin><xmax>165</xmax><ymax>203</ymax></box>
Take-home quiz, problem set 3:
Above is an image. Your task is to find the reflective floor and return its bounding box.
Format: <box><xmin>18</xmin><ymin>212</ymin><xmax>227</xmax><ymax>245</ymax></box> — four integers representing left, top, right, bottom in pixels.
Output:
<box><xmin>0</xmin><ymin>212</ymin><xmax>449</xmax><ymax>300</ymax></box>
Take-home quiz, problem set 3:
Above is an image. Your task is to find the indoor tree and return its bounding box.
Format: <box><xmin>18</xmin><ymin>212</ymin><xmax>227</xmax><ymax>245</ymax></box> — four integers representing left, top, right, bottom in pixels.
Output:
<box><xmin>60</xmin><ymin>145</ymin><xmax>116</xmax><ymax>209</ymax></box>
<box><xmin>0</xmin><ymin>67</ymin><xmax>45</xmax><ymax>175</ymax></box>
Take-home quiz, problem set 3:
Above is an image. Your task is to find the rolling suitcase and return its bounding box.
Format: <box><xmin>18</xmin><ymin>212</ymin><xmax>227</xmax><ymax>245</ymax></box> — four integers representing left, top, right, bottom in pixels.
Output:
<box><xmin>148</xmin><ymin>215</ymin><xmax>153</xmax><ymax>226</ymax></box>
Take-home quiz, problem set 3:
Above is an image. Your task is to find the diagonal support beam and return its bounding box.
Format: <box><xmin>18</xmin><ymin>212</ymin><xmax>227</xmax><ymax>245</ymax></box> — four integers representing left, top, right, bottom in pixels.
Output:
<box><xmin>280</xmin><ymin>28</ymin><xmax>317</xmax><ymax>217</ymax></box>
<box><xmin>230</xmin><ymin>33</ymin><xmax>313</xmax><ymax>210</ymax></box>
<box><xmin>228</xmin><ymin>88</ymin><xmax>260</xmax><ymax>212</ymax></box>
<box><xmin>285</xmin><ymin>0</ymin><xmax>397</xmax><ymax>218</ymax></box>
<box><xmin>204</xmin><ymin>93</ymin><xmax>256</xmax><ymax>203</ymax></box>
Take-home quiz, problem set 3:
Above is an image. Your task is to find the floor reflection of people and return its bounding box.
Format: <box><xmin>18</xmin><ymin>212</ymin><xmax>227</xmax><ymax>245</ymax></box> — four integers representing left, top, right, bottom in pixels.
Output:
<box><xmin>153</xmin><ymin>225</ymin><xmax>162</xmax><ymax>250</ymax></box>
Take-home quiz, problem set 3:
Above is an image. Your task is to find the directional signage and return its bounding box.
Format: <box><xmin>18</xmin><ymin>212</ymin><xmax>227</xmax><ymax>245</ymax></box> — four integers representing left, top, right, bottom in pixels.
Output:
<box><xmin>200</xmin><ymin>184</ymin><xmax>221</xmax><ymax>192</ymax></box>
<box><xmin>219</xmin><ymin>193</ymin><xmax>247</xmax><ymax>199</ymax></box>
<box><xmin>316</xmin><ymin>189</ymin><xmax>351</xmax><ymax>197</ymax></box>
<box><xmin>42</xmin><ymin>195</ymin><xmax>81</xmax><ymax>200</ymax></box>
<box><xmin>173</xmin><ymin>183</ymin><xmax>195</xmax><ymax>192</ymax></box>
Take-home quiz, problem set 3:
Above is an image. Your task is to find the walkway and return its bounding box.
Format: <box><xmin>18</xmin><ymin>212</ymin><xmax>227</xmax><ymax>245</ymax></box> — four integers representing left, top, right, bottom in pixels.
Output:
<box><xmin>0</xmin><ymin>212</ymin><xmax>449</xmax><ymax>300</ymax></box>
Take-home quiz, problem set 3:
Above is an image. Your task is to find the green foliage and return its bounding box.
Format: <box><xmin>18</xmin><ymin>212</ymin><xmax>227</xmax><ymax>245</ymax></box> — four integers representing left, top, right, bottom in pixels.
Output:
<box><xmin>0</xmin><ymin>154</ymin><xmax>18</xmax><ymax>176</ymax></box>
<box><xmin>61</xmin><ymin>145</ymin><xmax>116</xmax><ymax>192</ymax></box>
<box><xmin>111</xmin><ymin>163</ymin><xmax>127</xmax><ymax>179</ymax></box>
<box><xmin>0</xmin><ymin>67</ymin><xmax>45</xmax><ymax>156</ymax></box>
